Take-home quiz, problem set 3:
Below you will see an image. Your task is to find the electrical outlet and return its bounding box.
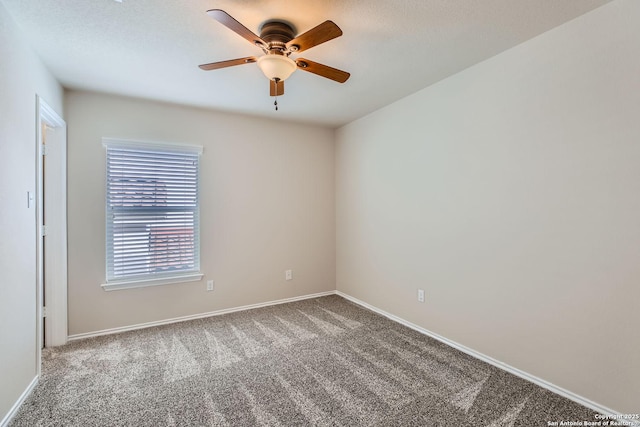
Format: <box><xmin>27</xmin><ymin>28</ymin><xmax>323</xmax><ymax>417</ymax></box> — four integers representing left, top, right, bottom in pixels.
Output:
<box><xmin>417</xmin><ymin>289</ymin><xmax>425</xmax><ymax>303</ymax></box>
<box><xmin>285</xmin><ymin>270</ymin><xmax>292</xmax><ymax>281</ymax></box>
<box><xmin>206</xmin><ymin>280</ymin><xmax>214</xmax><ymax>291</ymax></box>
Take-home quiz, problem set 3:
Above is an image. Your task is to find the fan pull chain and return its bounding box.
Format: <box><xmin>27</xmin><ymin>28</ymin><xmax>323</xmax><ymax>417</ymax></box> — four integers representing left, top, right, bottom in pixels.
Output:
<box><xmin>272</xmin><ymin>78</ymin><xmax>280</xmax><ymax>111</ymax></box>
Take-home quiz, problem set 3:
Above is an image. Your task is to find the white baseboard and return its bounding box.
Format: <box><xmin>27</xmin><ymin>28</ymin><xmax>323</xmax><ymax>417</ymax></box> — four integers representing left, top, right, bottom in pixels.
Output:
<box><xmin>68</xmin><ymin>291</ymin><xmax>335</xmax><ymax>341</ymax></box>
<box><xmin>1</xmin><ymin>376</ymin><xmax>38</xmax><ymax>427</ymax></box>
<box><xmin>336</xmin><ymin>291</ymin><xmax>633</xmax><ymax>422</ymax></box>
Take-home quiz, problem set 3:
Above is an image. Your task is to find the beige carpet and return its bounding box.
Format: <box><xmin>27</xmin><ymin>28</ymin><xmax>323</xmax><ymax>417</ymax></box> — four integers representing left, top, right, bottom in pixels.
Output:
<box><xmin>10</xmin><ymin>295</ymin><xmax>598</xmax><ymax>426</ymax></box>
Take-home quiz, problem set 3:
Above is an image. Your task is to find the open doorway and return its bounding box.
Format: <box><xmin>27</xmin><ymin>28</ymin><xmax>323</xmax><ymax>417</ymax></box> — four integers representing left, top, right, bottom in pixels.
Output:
<box><xmin>36</xmin><ymin>96</ymin><xmax>67</xmax><ymax>370</ymax></box>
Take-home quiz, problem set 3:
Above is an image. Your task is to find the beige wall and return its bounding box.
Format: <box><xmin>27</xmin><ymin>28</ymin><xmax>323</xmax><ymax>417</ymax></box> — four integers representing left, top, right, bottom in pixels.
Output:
<box><xmin>0</xmin><ymin>2</ymin><xmax>64</xmax><ymax>422</ymax></box>
<box><xmin>336</xmin><ymin>0</ymin><xmax>639</xmax><ymax>414</ymax></box>
<box><xmin>65</xmin><ymin>91</ymin><xmax>335</xmax><ymax>335</ymax></box>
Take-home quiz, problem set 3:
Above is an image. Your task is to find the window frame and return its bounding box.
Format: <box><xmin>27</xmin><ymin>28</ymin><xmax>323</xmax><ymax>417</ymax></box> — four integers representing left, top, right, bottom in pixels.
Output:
<box><xmin>101</xmin><ymin>138</ymin><xmax>203</xmax><ymax>291</ymax></box>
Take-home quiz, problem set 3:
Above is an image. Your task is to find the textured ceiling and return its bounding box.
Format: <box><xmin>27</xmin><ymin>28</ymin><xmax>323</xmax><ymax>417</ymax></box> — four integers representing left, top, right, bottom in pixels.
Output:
<box><xmin>2</xmin><ymin>0</ymin><xmax>612</xmax><ymax>127</ymax></box>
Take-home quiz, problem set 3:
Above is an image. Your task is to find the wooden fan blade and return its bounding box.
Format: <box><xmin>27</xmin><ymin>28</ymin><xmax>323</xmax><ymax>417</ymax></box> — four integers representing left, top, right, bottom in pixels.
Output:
<box><xmin>270</xmin><ymin>80</ymin><xmax>284</xmax><ymax>96</ymax></box>
<box><xmin>286</xmin><ymin>21</ymin><xmax>342</xmax><ymax>53</ymax></box>
<box><xmin>199</xmin><ymin>57</ymin><xmax>257</xmax><ymax>71</ymax></box>
<box><xmin>296</xmin><ymin>59</ymin><xmax>350</xmax><ymax>83</ymax></box>
<box><xmin>206</xmin><ymin>9</ymin><xmax>266</xmax><ymax>48</ymax></box>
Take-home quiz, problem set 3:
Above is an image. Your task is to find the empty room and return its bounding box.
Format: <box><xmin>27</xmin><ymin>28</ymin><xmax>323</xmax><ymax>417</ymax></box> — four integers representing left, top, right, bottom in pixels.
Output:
<box><xmin>1</xmin><ymin>0</ymin><xmax>638</xmax><ymax>425</ymax></box>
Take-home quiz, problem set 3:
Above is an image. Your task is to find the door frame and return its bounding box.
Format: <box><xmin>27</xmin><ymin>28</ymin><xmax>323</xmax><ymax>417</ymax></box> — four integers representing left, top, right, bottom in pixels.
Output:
<box><xmin>35</xmin><ymin>95</ymin><xmax>67</xmax><ymax>371</ymax></box>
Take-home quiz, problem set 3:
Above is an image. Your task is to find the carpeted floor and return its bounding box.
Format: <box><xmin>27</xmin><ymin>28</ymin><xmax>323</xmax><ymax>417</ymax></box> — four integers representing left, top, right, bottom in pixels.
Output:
<box><xmin>11</xmin><ymin>295</ymin><xmax>598</xmax><ymax>426</ymax></box>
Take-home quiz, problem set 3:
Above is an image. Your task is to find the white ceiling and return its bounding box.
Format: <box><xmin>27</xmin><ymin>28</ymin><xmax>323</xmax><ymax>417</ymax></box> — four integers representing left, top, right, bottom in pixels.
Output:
<box><xmin>2</xmin><ymin>0</ymin><xmax>612</xmax><ymax>127</ymax></box>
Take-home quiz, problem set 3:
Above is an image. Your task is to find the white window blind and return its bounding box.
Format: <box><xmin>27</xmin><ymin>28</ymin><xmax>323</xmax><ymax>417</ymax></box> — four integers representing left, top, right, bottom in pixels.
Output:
<box><xmin>104</xmin><ymin>139</ymin><xmax>202</xmax><ymax>285</ymax></box>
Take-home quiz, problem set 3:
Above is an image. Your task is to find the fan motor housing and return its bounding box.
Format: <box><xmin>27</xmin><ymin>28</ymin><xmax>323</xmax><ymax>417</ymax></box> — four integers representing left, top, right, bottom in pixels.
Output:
<box><xmin>260</xmin><ymin>21</ymin><xmax>295</xmax><ymax>45</ymax></box>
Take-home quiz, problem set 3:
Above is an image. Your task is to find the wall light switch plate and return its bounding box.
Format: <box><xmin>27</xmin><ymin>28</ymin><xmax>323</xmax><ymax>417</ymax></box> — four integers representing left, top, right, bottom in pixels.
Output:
<box><xmin>418</xmin><ymin>289</ymin><xmax>425</xmax><ymax>303</ymax></box>
<box><xmin>206</xmin><ymin>280</ymin><xmax>214</xmax><ymax>291</ymax></box>
<box><xmin>285</xmin><ymin>270</ymin><xmax>292</xmax><ymax>281</ymax></box>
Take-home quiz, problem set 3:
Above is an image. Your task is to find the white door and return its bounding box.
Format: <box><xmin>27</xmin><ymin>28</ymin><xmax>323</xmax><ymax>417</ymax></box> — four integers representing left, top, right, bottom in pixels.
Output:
<box><xmin>36</xmin><ymin>96</ymin><xmax>67</xmax><ymax>354</ymax></box>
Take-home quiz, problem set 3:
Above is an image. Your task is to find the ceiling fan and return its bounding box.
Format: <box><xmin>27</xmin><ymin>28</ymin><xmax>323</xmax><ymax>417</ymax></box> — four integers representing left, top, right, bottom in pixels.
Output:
<box><xmin>199</xmin><ymin>9</ymin><xmax>350</xmax><ymax>108</ymax></box>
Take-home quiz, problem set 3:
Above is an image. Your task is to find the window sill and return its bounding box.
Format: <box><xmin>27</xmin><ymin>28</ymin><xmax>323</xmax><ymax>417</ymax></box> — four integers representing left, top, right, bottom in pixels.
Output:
<box><xmin>101</xmin><ymin>273</ymin><xmax>204</xmax><ymax>291</ymax></box>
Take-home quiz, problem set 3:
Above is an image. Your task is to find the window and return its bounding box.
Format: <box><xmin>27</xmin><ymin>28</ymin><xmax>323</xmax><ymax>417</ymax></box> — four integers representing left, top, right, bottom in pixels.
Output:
<box><xmin>102</xmin><ymin>138</ymin><xmax>203</xmax><ymax>290</ymax></box>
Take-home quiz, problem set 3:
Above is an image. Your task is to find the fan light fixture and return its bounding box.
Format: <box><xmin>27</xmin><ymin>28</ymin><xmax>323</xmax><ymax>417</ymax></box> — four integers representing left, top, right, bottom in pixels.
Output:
<box><xmin>257</xmin><ymin>54</ymin><xmax>297</xmax><ymax>82</ymax></box>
